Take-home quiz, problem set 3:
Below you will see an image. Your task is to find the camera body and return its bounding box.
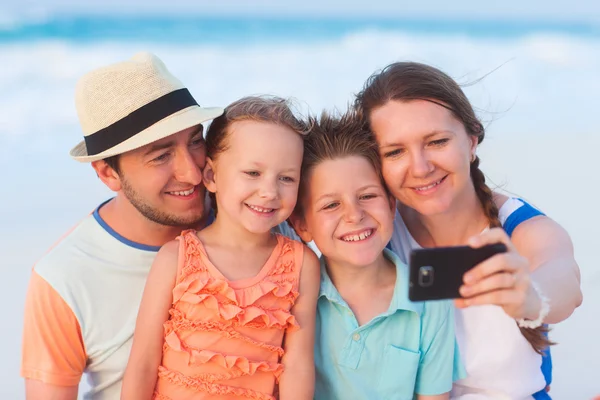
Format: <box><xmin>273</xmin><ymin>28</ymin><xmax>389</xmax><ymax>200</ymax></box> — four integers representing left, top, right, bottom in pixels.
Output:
<box><xmin>408</xmin><ymin>243</ymin><xmax>507</xmax><ymax>301</ymax></box>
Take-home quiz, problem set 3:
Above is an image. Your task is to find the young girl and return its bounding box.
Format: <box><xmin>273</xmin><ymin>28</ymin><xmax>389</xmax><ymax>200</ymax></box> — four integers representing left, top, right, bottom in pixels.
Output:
<box><xmin>356</xmin><ymin>62</ymin><xmax>582</xmax><ymax>398</ymax></box>
<box><xmin>290</xmin><ymin>110</ymin><xmax>461</xmax><ymax>400</ymax></box>
<box><xmin>121</xmin><ymin>96</ymin><xmax>320</xmax><ymax>400</ymax></box>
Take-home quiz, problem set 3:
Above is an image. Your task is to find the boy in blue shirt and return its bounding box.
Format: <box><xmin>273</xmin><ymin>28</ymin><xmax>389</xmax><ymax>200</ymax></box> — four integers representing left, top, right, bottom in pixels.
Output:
<box><xmin>290</xmin><ymin>110</ymin><xmax>462</xmax><ymax>399</ymax></box>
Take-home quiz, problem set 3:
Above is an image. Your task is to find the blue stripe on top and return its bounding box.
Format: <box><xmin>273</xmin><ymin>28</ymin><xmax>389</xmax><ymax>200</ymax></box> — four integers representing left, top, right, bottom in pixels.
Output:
<box><xmin>92</xmin><ymin>199</ymin><xmax>216</xmax><ymax>252</ymax></box>
<box><xmin>502</xmin><ymin>199</ymin><xmax>552</xmax><ymax>399</ymax></box>
<box><xmin>503</xmin><ymin>199</ymin><xmax>545</xmax><ymax>237</ymax></box>
<box><xmin>93</xmin><ymin>199</ymin><xmax>162</xmax><ymax>252</ymax></box>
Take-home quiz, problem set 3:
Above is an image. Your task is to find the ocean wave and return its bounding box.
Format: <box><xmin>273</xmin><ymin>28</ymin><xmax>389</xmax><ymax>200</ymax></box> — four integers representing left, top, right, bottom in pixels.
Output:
<box><xmin>0</xmin><ymin>13</ymin><xmax>599</xmax><ymax>44</ymax></box>
<box><xmin>0</xmin><ymin>30</ymin><xmax>598</xmax><ymax>156</ymax></box>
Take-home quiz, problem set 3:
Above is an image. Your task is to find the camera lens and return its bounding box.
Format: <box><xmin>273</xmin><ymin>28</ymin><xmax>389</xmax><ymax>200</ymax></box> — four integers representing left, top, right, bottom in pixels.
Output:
<box><xmin>418</xmin><ymin>266</ymin><xmax>434</xmax><ymax>287</ymax></box>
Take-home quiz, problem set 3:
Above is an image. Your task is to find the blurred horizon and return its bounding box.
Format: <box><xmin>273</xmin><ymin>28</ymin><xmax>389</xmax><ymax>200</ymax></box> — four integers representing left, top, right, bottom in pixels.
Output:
<box><xmin>2</xmin><ymin>0</ymin><xmax>600</xmax><ymax>21</ymax></box>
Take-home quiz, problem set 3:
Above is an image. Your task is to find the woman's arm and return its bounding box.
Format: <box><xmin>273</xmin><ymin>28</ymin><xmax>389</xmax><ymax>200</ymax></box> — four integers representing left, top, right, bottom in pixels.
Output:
<box><xmin>457</xmin><ymin>218</ymin><xmax>582</xmax><ymax>324</ymax></box>
<box><xmin>278</xmin><ymin>246</ymin><xmax>320</xmax><ymax>400</ymax></box>
<box><xmin>121</xmin><ymin>240</ymin><xmax>179</xmax><ymax>400</ymax></box>
<box><xmin>511</xmin><ymin>216</ymin><xmax>582</xmax><ymax>323</ymax></box>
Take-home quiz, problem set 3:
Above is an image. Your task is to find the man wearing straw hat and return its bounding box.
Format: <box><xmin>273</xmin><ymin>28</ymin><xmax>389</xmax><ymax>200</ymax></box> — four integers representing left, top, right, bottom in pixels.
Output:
<box><xmin>21</xmin><ymin>52</ymin><xmax>223</xmax><ymax>399</ymax></box>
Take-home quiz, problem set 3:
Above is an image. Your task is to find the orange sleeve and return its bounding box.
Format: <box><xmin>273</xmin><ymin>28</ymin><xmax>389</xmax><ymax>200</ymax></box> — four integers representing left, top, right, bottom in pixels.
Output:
<box><xmin>21</xmin><ymin>271</ymin><xmax>86</xmax><ymax>386</ymax></box>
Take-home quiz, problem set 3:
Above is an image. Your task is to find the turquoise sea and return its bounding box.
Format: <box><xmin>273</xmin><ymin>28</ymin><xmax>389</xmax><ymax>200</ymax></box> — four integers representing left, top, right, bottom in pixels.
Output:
<box><xmin>2</xmin><ymin>14</ymin><xmax>599</xmax><ymax>43</ymax></box>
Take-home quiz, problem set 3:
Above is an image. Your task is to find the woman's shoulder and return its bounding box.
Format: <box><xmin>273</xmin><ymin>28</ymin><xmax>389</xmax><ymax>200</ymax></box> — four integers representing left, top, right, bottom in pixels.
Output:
<box><xmin>491</xmin><ymin>194</ymin><xmax>573</xmax><ymax>256</ymax></box>
<box><xmin>493</xmin><ymin>192</ymin><xmax>547</xmax><ymax>233</ymax></box>
<box><xmin>492</xmin><ymin>192</ymin><xmax>544</xmax><ymax>217</ymax></box>
<box><xmin>493</xmin><ymin>192</ymin><xmax>510</xmax><ymax>209</ymax></box>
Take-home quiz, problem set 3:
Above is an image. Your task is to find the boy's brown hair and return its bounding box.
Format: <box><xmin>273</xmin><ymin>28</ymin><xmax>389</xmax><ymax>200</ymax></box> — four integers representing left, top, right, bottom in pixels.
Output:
<box><xmin>295</xmin><ymin>108</ymin><xmax>387</xmax><ymax>215</ymax></box>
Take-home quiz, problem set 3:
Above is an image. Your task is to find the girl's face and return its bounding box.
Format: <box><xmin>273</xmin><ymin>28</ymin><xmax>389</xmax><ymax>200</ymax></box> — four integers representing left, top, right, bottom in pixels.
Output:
<box><xmin>369</xmin><ymin>99</ymin><xmax>478</xmax><ymax>216</ymax></box>
<box><xmin>295</xmin><ymin>156</ymin><xmax>394</xmax><ymax>268</ymax></box>
<box><xmin>204</xmin><ymin>120</ymin><xmax>304</xmax><ymax>234</ymax></box>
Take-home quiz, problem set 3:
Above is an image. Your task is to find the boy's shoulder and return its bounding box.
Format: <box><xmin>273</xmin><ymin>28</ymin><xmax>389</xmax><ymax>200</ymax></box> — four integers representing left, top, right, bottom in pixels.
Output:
<box><xmin>420</xmin><ymin>299</ymin><xmax>454</xmax><ymax>326</ymax></box>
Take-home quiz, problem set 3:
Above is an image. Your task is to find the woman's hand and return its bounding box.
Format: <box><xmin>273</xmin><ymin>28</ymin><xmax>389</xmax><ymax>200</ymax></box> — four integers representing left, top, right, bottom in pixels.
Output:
<box><xmin>455</xmin><ymin>228</ymin><xmax>542</xmax><ymax>321</ymax></box>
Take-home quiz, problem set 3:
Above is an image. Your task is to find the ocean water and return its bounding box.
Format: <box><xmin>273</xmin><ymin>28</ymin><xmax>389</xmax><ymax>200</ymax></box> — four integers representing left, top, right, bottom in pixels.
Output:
<box><xmin>1</xmin><ymin>13</ymin><xmax>599</xmax><ymax>399</ymax></box>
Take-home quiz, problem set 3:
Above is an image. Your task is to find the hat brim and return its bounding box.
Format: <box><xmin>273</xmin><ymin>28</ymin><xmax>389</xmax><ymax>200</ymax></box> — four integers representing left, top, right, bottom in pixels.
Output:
<box><xmin>70</xmin><ymin>105</ymin><xmax>224</xmax><ymax>163</ymax></box>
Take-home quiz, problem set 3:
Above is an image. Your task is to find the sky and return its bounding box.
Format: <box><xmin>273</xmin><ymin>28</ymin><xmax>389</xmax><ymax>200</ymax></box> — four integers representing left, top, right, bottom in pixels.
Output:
<box><xmin>2</xmin><ymin>0</ymin><xmax>600</xmax><ymax>21</ymax></box>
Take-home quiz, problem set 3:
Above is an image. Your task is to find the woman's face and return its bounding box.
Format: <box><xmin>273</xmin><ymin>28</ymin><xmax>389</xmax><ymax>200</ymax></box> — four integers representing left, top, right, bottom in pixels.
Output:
<box><xmin>370</xmin><ymin>99</ymin><xmax>478</xmax><ymax>216</ymax></box>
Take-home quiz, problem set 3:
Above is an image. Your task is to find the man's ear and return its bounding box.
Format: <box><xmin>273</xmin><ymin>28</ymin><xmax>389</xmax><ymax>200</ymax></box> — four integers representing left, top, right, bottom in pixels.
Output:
<box><xmin>203</xmin><ymin>158</ymin><xmax>217</xmax><ymax>194</ymax></box>
<box><xmin>288</xmin><ymin>211</ymin><xmax>313</xmax><ymax>244</ymax></box>
<box><xmin>92</xmin><ymin>160</ymin><xmax>121</xmax><ymax>192</ymax></box>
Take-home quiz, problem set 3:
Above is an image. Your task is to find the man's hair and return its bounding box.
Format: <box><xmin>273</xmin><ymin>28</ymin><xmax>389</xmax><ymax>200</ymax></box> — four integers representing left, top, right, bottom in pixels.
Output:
<box><xmin>103</xmin><ymin>154</ymin><xmax>121</xmax><ymax>174</ymax></box>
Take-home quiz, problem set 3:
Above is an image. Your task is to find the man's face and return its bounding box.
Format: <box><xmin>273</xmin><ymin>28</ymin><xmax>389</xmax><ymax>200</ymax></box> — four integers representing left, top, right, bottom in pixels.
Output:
<box><xmin>115</xmin><ymin>125</ymin><xmax>207</xmax><ymax>227</ymax></box>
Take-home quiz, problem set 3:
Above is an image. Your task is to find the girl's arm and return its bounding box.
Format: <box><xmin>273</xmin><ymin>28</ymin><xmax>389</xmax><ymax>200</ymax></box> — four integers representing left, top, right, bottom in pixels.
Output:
<box><xmin>121</xmin><ymin>240</ymin><xmax>179</xmax><ymax>400</ymax></box>
<box><xmin>458</xmin><ymin>218</ymin><xmax>582</xmax><ymax>324</ymax></box>
<box><xmin>278</xmin><ymin>246</ymin><xmax>320</xmax><ymax>400</ymax></box>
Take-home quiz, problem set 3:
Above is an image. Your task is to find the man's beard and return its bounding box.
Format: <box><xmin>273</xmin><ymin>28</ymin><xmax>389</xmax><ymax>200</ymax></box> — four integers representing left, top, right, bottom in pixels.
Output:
<box><xmin>121</xmin><ymin>177</ymin><xmax>205</xmax><ymax>227</ymax></box>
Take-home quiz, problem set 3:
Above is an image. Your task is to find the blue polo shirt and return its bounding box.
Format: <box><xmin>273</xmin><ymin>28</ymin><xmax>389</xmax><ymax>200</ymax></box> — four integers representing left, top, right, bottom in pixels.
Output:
<box><xmin>315</xmin><ymin>249</ymin><xmax>462</xmax><ymax>400</ymax></box>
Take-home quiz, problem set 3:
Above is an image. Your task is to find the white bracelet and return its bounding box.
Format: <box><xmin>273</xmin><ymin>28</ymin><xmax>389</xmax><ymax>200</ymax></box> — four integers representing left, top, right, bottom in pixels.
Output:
<box><xmin>517</xmin><ymin>281</ymin><xmax>550</xmax><ymax>329</ymax></box>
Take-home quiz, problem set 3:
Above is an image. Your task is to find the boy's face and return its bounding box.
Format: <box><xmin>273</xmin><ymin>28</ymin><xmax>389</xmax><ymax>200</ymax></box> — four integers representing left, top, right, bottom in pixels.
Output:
<box><xmin>296</xmin><ymin>156</ymin><xmax>395</xmax><ymax>268</ymax></box>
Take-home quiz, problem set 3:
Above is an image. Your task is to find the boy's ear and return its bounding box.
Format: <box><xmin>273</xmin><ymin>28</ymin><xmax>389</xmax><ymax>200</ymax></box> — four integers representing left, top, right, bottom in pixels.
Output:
<box><xmin>203</xmin><ymin>158</ymin><xmax>217</xmax><ymax>194</ymax></box>
<box><xmin>92</xmin><ymin>160</ymin><xmax>121</xmax><ymax>192</ymax></box>
<box><xmin>288</xmin><ymin>211</ymin><xmax>313</xmax><ymax>244</ymax></box>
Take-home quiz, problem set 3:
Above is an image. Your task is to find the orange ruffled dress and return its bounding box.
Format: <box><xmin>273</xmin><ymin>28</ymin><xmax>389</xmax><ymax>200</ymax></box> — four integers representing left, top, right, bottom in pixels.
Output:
<box><xmin>154</xmin><ymin>231</ymin><xmax>304</xmax><ymax>400</ymax></box>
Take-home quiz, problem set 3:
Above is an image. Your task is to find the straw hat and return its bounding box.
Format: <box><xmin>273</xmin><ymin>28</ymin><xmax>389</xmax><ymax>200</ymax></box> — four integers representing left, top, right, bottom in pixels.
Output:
<box><xmin>70</xmin><ymin>52</ymin><xmax>224</xmax><ymax>162</ymax></box>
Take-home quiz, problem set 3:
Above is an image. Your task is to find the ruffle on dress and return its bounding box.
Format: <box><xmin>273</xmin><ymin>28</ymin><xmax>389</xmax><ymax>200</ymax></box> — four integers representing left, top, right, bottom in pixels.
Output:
<box><xmin>156</xmin><ymin>367</ymin><xmax>277</xmax><ymax>400</ymax></box>
<box><xmin>154</xmin><ymin>230</ymin><xmax>302</xmax><ymax>399</ymax></box>
<box><xmin>171</xmin><ymin>273</ymin><xmax>299</xmax><ymax>330</ymax></box>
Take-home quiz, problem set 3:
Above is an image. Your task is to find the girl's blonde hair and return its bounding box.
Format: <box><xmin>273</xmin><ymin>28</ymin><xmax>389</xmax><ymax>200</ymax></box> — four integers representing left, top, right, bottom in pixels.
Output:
<box><xmin>206</xmin><ymin>95</ymin><xmax>307</xmax><ymax>160</ymax></box>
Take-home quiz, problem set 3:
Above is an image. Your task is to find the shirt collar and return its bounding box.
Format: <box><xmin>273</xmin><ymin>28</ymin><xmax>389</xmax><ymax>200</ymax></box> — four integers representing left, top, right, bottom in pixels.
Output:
<box><xmin>384</xmin><ymin>248</ymin><xmax>423</xmax><ymax>315</ymax></box>
<box><xmin>318</xmin><ymin>257</ymin><xmax>346</xmax><ymax>305</ymax></box>
<box><xmin>319</xmin><ymin>248</ymin><xmax>423</xmax><ymax>315</ymax></box>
